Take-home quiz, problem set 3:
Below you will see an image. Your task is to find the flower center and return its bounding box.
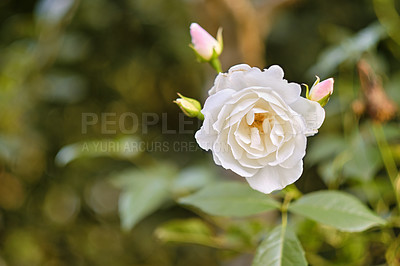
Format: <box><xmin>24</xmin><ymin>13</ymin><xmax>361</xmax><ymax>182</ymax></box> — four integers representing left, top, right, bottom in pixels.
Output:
<box><xmin>250</xmin><ymin>113</ymin><xmax>269</xmax><ymax>133</ymax></box>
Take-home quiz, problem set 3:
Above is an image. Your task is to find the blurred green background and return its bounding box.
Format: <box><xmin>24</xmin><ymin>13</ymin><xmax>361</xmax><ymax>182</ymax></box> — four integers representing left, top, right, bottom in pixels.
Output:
<box><xmin>0</xmin><ymin>0</ymin><xmax>399</xmax><ymax>265</ymax></box>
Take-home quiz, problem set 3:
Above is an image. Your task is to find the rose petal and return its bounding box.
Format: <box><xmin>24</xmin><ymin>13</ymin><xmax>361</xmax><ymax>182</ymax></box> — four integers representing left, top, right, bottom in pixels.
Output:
<box><xmin>273</xmin><ymin>135</ymin><xmax>296</xmax><ymax>165</ymax></box>
<box><xmin>290</xmin><ymin>97</ymin><xmax>325</xmax><ymax>136</ymax></box>
<box><xmin>270</xmin><ymin>122</ymin><xmax>284</xmax><ymax>146</ymax></box>
<box><xmin>245</xmin><ymin>107</ymin><xmax>268</xmax><ymax>126</ymax></box>
<box><xmin>209</xmin><ymin>65</ymin><xmax>301</xmax><ymax>105</ymax></box>
<box><xmin>234</xmin><ymin>121</ymin><xmax>251</xmax><ymax>144</ymax></box>
<box><xmin>195</xmin><ymin>89</ymin><xmax>235</xmax><ymax>149</ymax></box>
<box><xmin>250</xmin><ymin>127</ymin><xmax>264</xmax><ymax>151</ymax></box>
<box><xmin>279</xmin><ymin>134</ymin><xmax>307</xmax><ymax>169</ymax></box>
<box><xmin>235</xmin><ymin>120</ymin><xmax>272</xmax><ymax>159</ymax></box>
<box><xmin>228</xmin><ymin>123</ymin><xmax>244</xmax><ymax>160</ymax></box>
<box><xmin>213</xmin><ymin>128</ymin><xmax>258</xmax><ymax>177</ymax></box>
<box><xmin>245</xmin><ymin>160</ymin><xmax>303</xmax><ymax>194</ymax></box>
<box><xmin>209</xmin><ymin>73</ymin><xmax>229</xmax><ymax>95</ymax></box>
<box><xmin>202</xmin><ymin>89</ymin><xmax>235</xmax><ymax>121</ymax></box>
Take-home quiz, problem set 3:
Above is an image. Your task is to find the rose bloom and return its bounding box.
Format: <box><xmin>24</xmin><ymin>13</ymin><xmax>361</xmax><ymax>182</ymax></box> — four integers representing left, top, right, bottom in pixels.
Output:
<box><xmin>195</xmin><ymin>64</ymin><xmax>325</xmax><ymax>194</ymax></box>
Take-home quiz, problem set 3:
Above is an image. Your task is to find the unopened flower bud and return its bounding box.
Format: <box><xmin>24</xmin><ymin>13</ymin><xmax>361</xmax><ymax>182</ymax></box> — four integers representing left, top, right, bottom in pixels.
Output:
<box><xmin>189</xmin><ymin>23</ymin><xmax>223</xmax><ymax>62</ymax></box>
<box><xmin>174</xmin><ymin>93</ymin><xmax>204</xmax><ymax>120</ymax></box>
<box><xmin>307</xmin><ymin>76</ymin><xmax>334</xmax><ymax>107</ymax></box>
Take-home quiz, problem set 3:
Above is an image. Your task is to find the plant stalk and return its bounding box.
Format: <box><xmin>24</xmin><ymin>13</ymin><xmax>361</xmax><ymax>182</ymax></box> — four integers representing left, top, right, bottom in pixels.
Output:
<box><xmin>372</xmin><ymin>122</ymin><xmax>400</xmax><ymax>213</ymax></box>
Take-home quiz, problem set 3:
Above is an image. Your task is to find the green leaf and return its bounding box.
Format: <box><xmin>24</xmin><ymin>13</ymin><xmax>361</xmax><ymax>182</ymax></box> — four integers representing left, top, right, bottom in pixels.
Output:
<box><xmin>55</xmin><ymin>136</ymin><xmax>141</xmax><ymax>166</ymax></box>
<box><xmin>111</xmin><ymin>164</ymin><xmax>177</xmax><ymax>188</ymax></box>
<box><xmin>172</xmin><ymin>165</ymin><xmax>216</xmax><ymax>193</ymax></box>
<box><xmin>178</xmin><ymin>182</ymin><xmax>280</xmax><ymax>217</ymax></box>
<box><xmin>289</xmin><ymin>191</ymin><xmax>386</xmax><ymax>232</ymax></box>
<box><xmin>306</xmin><ymin>135</ymin><xmax>347</xmax><ymax>166</ymax></box>
<box><xmin>385</xmin><ymin>234</ymin><xmax>400</xmax><ymax>265</ymax></box>
<box><xmin>343</xmin><ymin>136</ymin><xmax>382</xmax><ymax>181</ymax></box>
<box><xmin>118</xmin><ymin>177</ymin><xmax>169</xmax><ymax>231</ymax></box>
<box><xmin>155</xmin><ymin>218</ymin><xmax>218</xmax><ymax>247</ymax></box>
<box><xmin>155</xmin><ymin>218</ymin><xmax>261</xmax><ymax>251</ymax></box>
<box><xmin>111</xmin><ymin>167</ymin><xmax>175</xmax><ymax>231</ymax></box>
<box><xmin>308</xmin><ymin>22</ymin><xmax>386</xmax><ymax>77</ymax></box>
<box><xmin>252</xmin><ymin>225</ymin><xmax>307</xmax><ymax>266</ymax></box>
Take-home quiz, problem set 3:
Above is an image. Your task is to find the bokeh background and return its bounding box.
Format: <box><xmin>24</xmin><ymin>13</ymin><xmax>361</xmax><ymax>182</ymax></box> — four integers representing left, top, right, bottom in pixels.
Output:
<box><xmin>0</xmin><ymin>0</ymin><xmax>399</xmax><ymax>265</ymax></box>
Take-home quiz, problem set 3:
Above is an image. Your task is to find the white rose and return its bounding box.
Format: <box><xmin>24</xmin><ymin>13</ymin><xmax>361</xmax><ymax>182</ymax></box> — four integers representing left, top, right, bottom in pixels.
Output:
<box><xmin>195</xmin><ymin>64</ymin><xmax>325</xmax><ymax>194</ymax></box>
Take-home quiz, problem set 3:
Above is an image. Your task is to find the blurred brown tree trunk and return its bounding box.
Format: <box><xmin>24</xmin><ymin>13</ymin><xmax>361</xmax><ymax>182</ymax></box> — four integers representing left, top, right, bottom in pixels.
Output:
<box><xmin>201</xmin><ymin>0</ymin><xmax>297</xmax><ymax>68</ymax></box>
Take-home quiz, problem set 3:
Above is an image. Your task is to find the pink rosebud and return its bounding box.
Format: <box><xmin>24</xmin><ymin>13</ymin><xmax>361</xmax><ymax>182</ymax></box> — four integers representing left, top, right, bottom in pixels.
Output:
<box><xmin>308</xmin><ymin>77</ymin><xmax>334</xmax><ymax>106</ymax></box>
<box><xmin>190</xmin><ymin>23</ymin><xmax>222</xmax><ymax>61</ymax></box>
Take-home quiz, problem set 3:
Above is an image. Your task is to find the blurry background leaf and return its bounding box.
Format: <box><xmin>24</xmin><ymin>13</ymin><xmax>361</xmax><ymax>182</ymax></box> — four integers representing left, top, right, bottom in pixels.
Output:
<box><xmin>179</xmin><ymin>182</ymin><xmax>280</xmax><ymax>217</ymax></box>
<box><xmin>155</xmin><ymin>218</ymin><xmax>268</xmax><ymax>252</ymax></box>
<box><xmin>118</xmin><ymin>180</ymin><xmax>169</xmax><ymax>231</ymax></box>
<box><xmin>35</xmin><ymin>0</ymin><xmax>76</xmax><ymax>24</ymax></box>
<box><xmin>111</xmin><ymin>164</ymin><xmax>177</xmax><ymax>188</ymax></box>
<box><xmin>308</xmin><ymin>22</ymin><xmax>387</xmax><ymax>77</ymax></box>
<box><xmin>385</xmin><ymin>234</ymin><xmax>400</xmax><ymax>266</ymax></box>
<box><xmin>155</xmin><ymin>218</ymin><xmax>218</xmax><ymax>247</ymax></box>
<box><xmin>373</xmin><ymin>0</ymin><xmax>400</xmax><ymax>46</ymax></box>
<box><xmin>172</xmin><ymin>165</ymin><xmax>217</xmax><ymax>194</ymax></box>
<box><xmin>55</xmin><ymin>136</ymin><xmax>141</xmax><ymax>166</ymax></box>
<box><xmin>306</xmin><ymin>134</ymin><xmax>347</xmax><ymax>166</ymax></box>
<box><xmin>0</xmin><ymin>135</ymin><xmax>21</xmax><ymax>163</ymax></box>
<box><xmin>342</xmin><ymin>133</ymin><xmax>382</xmax><ymax>182</ymax></box>
<box><xmin>111</xmin><ymin>166</ymin><xmax>176</xmax><ymax>231</ymax></box>
<box><xmin>382</xmin><ymin>122</ymin><xmax>400</xmax><ymax>142</ymax></box>
<box><xmin>38</xmin><ymin>71</ymin><xmax>88</xmax><ymax>104</ymax></box>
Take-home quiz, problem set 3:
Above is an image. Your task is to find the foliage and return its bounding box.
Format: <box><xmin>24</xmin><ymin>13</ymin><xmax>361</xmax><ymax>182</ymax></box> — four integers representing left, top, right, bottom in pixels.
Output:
<box><xmin>179</xmin><ymin>182</ymin><xmax>280</xmax><ymax>217</ymax></box>
<box><xmin>252</xmin><ymin>226</ymin><xmax>307</xmax><ymax>266</ymax></box>
<box><xmin>0</xmin><ymin>0</ymin><xmax>399</xmax><ymax>265</ymax></box>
